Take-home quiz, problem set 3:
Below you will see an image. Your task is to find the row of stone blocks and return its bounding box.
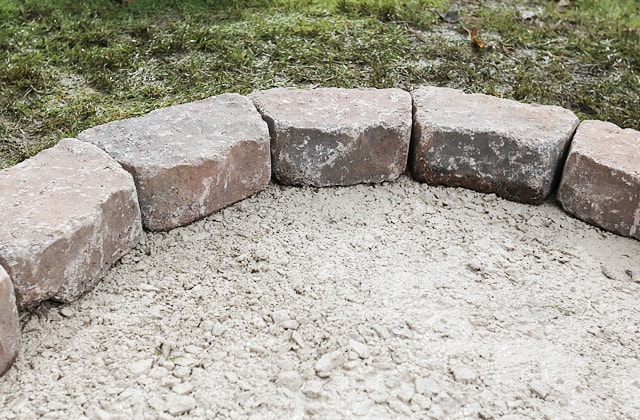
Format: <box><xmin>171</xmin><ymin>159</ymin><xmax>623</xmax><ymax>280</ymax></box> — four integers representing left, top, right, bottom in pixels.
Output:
<box><xmin>1</xmin><ymin>86</ymin><xmax>639</xmax><ymax>376</ymax></box>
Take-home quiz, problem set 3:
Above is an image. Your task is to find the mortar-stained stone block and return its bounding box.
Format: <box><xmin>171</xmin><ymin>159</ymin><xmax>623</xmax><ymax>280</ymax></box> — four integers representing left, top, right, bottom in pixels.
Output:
<box><xmin>410</xmin><ymin>86</ymin><xmax>579</xmax><ymax>204</ymax></box>
<box><xmin>0</xmin><ymin>265</ymin><xmax>19</xmax><ymax>376</ymax></box>
<box><xmin>558</xmin><ymin>120</ymin><xmax>640</xmax><ymax>240</ymax></box>
<box><xmin>250</xmin><ymin>87</ymin><xmax>412</xmax><ymax>187</ymax></box>
<box><xmin>79</xmin><ymin>93</ymin><xmax>271</xmax><ymax>231</ymax></box>
<box><xmin>0</xmin><ymin>139</ymin><xmax>143</xmax><ymax>309</ymax></box>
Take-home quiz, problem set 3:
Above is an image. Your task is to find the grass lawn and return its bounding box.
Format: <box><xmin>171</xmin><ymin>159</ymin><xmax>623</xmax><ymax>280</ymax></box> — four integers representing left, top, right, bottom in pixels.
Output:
<box><xmin>0</xmin><ymin>0</ymin><xmax>638</xmax><ymax>168</ymax></box>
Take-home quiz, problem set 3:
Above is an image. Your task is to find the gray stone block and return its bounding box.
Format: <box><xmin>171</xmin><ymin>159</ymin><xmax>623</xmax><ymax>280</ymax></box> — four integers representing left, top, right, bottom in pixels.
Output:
<box><xmin>410</xmin><ymin>86</ymin><xmax>579</xmax><ymax>204</ymax></box>
<box><xmin>79</xmin><ymin>93</ymin><xmax>271</xmax><ymax>231</ymax></box>
<box><xmin>0</xmin><ymin>139</ymin><xmax>143</xmax><ymax>309</ymax></box>
<box><xmin>250</xmin><ymin>87</ymin><xmax>412</xmax><ymax>187</ymax></box>
<box><xmin>0</xmin><ymin>265</ymin><xmax>19</xmax><ymax>377</ymax></box>
<box><xmin>558</xmin><ymin>120</ymin><xmax>640</xmax><ymax>240</ymax></box>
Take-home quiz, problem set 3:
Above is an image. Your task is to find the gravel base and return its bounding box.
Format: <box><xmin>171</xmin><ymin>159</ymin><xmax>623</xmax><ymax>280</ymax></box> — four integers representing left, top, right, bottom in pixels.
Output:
<box><xmin>1</xmin><ymin>176</ymin><xmax>639</xmax><ymax>419</ymax></box>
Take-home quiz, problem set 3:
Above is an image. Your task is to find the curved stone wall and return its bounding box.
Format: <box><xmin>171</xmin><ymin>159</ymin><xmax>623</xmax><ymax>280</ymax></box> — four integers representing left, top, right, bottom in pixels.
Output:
<box><xmin>0</xmin><ymin>86</ymin><xmax>638</xmax><ymax>376</ymax></box>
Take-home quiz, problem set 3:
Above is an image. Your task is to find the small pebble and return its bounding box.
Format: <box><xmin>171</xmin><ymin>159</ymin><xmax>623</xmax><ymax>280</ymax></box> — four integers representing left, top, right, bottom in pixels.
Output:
<box><xmin>91</xmin><ymin>407</ymin><xmax>113</xmax><ymax>420</ymax></box>
<box><xmin>160</xmin><ymin>360</ymin><xmax>175</xmax><ymax>371</ymax></box>
<box><xmin>450</xmin><ymin>365</ymin><xmax>478</xmax><ymax>384</ymax></box>
<box><xmin>161</xmin><ymin>376</ymin><xmax>181</xmax><ymax>388</ymax></box>
<box><xmin>185</xmin><ymin>345</ymin><xmax>203</xmax><ymax>354</ymax></box>
<box><xmin>529</xmin><ymin>379</ymin><xmax>550</xmax><ymax>399</ymax></box>
<box><xmin>343</xmin><ymin>360</ymin><xmax>359</xmax><ymax>370</ymax></box>
<box><xmin>389</xmin><ymin>399</ymin><xmax>412</xmax><ymax>415</ymax></box>
<box><xmin>372</xmin><ymin>325</ymin><xmax>390</xmax><ymax>339</ymax></box>
<box><xmin>315</xmin><ymin>350</ymin><xmax>346</xmax><ymax>377</ymax></box>
<box><xmin>148</xmin><ymin>367</ymin><xmax>169</xmax><ymax>379</ymax></box>
<box><xmin>291</xmin><ymin>331</ymin><xmax>306</xmax><ymax>347</ymax></box>
<box><xmin>349</xmin><ymin>339</ymin><xmax>370</xmax><ymax>359</ymax></box>
<box><xmin>139</xmin><ymin>283</ymin><xmax>160</xmax><ymax>292</ymax></box>
<box><xmin>147</xmin><ymin>396</ymin><xmax>166</xmax><ymax>412</ymax></box>
<box><xmin>467</xmin><ymin>259</ymin><xmax>483</xmax><ymax>272</ymax></box>
<box><xmin>59</xmin><ymin>307</ymin><xmax>74</xmax><ymax>318</ymax></box>
<box><xmin>166</xmin><ymin>395</ymin><xmax>197</xmax><ymax>416</ymax></box>
<box><xmin>129</xmin><ymin>359</ymin><xmax>153</xmax><ymax>376</ymax></box>
<box><xmin>173</xmin><ymin>366</ymin><xmax>191</xmax><ymax>379</ymax></box>
<box><xmin>302</xmin><ymin>380</ymin><xmax>324</xmax><ymax>399</ymax></box>
<box><xmin>271</xmin><ymin>310</ymin><xmax>290</xmax><ymax>323</ymax></box>
<box><xmin>276</xmin><ymin>371</ymin><xmax>303</xmax><ymax>391</ymax></box>
<box><xmin>396</xmin><ymin>383</ymin><xmax>415</xmax><ymax>403</ymax></box>
<box><xmin>172</xmin><ymin>382</ymin><xmax>194</xmax><ymax>396</ymax></box>
<box><xmin>415</xmin><ymin>377</ymin><xmax>441</xmax><ymax>397</ymax></box>
<box><xmin>351</xmin><ymin>400</ymin><xmax>373</xmax><ymax>416</ymax></box>
<box><xmin>47</xmin><ymin>401</ymin><xmax>69</xmax><ymax>411</ymax></box>
<box><xmin>305</xmin><ymin>402</ymin><xmax>325</xmax><ymax>416</ymax></box>
<box><xmin>174</xmin><ymin>356</ymin><xmax>196</xmax><ymax>367</ymax></box>
<box><xmin>281</xmin><ymin>319</ymin><xmax>299</xmax><ymax>330</ymax></box>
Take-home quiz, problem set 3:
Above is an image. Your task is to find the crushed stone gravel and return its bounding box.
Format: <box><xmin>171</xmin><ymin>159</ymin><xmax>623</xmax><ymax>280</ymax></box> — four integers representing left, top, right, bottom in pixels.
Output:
<box><xmin>1</xmin><ymin>176</ymin><xmax>639</xmax><ymax>419</ymax></box>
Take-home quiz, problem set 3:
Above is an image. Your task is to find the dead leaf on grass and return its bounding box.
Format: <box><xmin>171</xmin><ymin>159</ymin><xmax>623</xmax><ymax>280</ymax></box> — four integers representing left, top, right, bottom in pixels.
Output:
<box><xmin>464</xmin><ymin>27</ymin><xmax>487</xmax><ymax>48</ymax></box>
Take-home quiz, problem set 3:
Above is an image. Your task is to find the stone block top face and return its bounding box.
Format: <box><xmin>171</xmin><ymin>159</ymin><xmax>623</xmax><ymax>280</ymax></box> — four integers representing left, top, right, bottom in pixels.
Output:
<box><xmin>565</xmin><ymin>120</ymin><xmax>640</xmax><ymax>177</ymax></box>
<box><xmin>250</xmin><ymin>87</ymin><xmax>412</xmax><ymax>132</ymax></box>
<box><xmin>78</xmin><ymin>93</ymin><xmax>270</xmax><ymax>169</ymax></box>
<box><xmin>0</xmin><ymin>138</ymin><xmax>139</xmax><ymax>244</ymax></box>
<box><xmin>410</xmin><ymin>86</ymin><xmax>580</xmax><ymax>203</ymax></box>
<box><xmin>0</xmin><ymin>138</ymin><xmax>143</xmax><ymax>308</ymax></box>
<box><xmin>250</xmin><ymin>87</ymin><xmax>413</xmax><ymax>186</ymax></box>
<box><xmin>411</xmin><ymin>87</ymin><xmax>579</xmax><ymax>145</ymax></box>
<box><xmin>0</xmin><ymin>265</ymin><xmax>19</xmax><ymax>377</ymax></box>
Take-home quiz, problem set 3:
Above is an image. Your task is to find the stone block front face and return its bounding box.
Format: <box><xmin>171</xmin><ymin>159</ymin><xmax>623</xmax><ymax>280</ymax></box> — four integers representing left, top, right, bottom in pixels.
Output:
<box><xmin>250</xmin><ymin>87</ymin><xmax>412</xmax><ymax>187</ymax></box>
<box><xmin>79</xmin><ymin>93</ymin><xmax>271</xmax><ymax>231</ymax></box>
<box><xmin>410</xmin><ymin>86</ymin><xmax>579</xmax><ymax>204</ymax></box>
<box><xmin>558</xmin><ymin>120</ymin><xmax>640</xmax><ymax>239</ymax></box>
<box><xmin>0</xmin><ymin>265</ymin><xmax>19</xmax><ymax>377</ymax></box>
<box><xmin>0</xmin><ymin>139</ymin><xmax>143</xmax><ymax>309</ymax></box>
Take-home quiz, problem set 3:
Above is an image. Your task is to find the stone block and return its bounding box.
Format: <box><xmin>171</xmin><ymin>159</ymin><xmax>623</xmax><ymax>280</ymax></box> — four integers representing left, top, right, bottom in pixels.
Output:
<box><xmin>78</xmin><ymin>93</ymin><xmax>271</xmax><ymax>231</ymax></box>
<box><xmin>0</xmin><ymin>265</ymin><xmax>19</xmax><ymax>376</ymax></box>
<box><xmin>0</xmin><ymin>139</ymin><xmax>143</xmax><ymax>309</ymax></box>
<box><xmin>558</xmin><ymin>120</ymin><xmax>640</xmax><ymax>240</ymax></box>
<box><xmin>250</xmin><ymin>87</ymin><xmax>412</xmax><ymax>187</ymax></box>
<box><xmin>410</xmin><ymin>86</ymin><xmax>579</xmax><ymax>204</ymax></box>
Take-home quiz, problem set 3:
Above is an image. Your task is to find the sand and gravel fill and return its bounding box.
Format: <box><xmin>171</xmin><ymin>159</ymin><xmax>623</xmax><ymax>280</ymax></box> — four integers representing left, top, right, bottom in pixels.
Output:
<box><xmin>1</xmin><ymin>176</ymin><xmax>639</xmax><ymax>419</ymax></box>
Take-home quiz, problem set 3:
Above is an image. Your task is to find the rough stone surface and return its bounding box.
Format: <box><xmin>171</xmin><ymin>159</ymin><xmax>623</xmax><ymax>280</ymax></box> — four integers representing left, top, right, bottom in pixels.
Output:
<box><xmin>250</xmin><ymin>87</ymin><xmax>412</xmax><ymax>187</ymax></box>
<box><xmin>558</xmin><ymin>120</ymin><xmax>640</xmax><ymax>240</ymax></box>
<box><xmin>410</xmin><ymin>86</ymin><xmax>579</xmax><ymax>204</ymax></box>
<box><xmin>0</xmin><ymin>265</ymin><xmax>19</xmax><ymax>376</ymax></box>
<box><xmin>79</xmin><ymin>93</ymin><xmax>271</xmax><ymax>231</ymax></box>
<box><xmin>0</xmin><ymin>138</ymin><xmax>143</xmax><ymax>309</ymax></box>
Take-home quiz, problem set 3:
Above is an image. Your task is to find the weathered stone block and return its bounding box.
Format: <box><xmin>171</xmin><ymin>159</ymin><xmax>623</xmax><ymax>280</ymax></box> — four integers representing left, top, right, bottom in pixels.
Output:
<box><xmin>410</xmin><ymin>86</ymin><xmax>579</xmax><ymax>204</ymax></box>
<box><xmin>0</xmin><ymin>265</ymin><xmax>19</xmax><ymax>376</ymax></box>
<box><xmin>78</xmin><ymin>93</ymin><xmax>271</xmax><ymax>231</ymax></box>
<box><xmin>558</xmin><ymin>120</ymin><xmax>640</xmax><ymax>240</ymax></box>
<box><xmin>250</xmin><ymin>87</ymin><xmax>412</xmax><ymax>187</ymax></box>
<box><xmin>0</xmin><ymin>139</ymin><xmax>143</xmax><ymax>309</ymax></box>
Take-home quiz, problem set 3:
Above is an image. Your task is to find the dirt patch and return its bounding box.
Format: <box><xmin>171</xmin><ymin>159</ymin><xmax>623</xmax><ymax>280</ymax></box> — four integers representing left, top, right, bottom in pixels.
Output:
<box><xmin>1</xmin><ymin>176</ymin><xmax>639</xmax><ymax>418</ymax></box>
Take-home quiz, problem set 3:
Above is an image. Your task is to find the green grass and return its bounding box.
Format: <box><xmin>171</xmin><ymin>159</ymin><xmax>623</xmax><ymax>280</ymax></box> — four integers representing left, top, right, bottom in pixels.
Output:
<box><xmin>0</xmin><ymin>0</ymin><xmax>638</xmax><ymax>168</ymax></box>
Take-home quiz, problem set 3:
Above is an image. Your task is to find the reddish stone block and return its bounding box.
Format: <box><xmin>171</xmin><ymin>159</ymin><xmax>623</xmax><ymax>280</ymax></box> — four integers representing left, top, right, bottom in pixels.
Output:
<box><xmin>558</xmin><ymin>120</ymin><xmax>640</xmax><ymax>240</ymax></box>
<box><xmin>251</xmin><ymin>87</ymin><xmax>412</xmax><ymax>187</ymax></box>
<box><xmin>0</xmin><ymin>139</ymin><xmax>143</xmax><ymax>308</ymax></box>
<box><xmin>79</xmin><ymin>93</ymin><xmax>271</xmax><ymax>231</ymax></box>
<box><xmin>0</xmin><ymin>265</ymin><xmax>19</xmax><ymax>376</ymax></box>
<box><xmin>410</xmin><ymin>86</ymin><xmax>579</xmax><ymax>204</ymax></box>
